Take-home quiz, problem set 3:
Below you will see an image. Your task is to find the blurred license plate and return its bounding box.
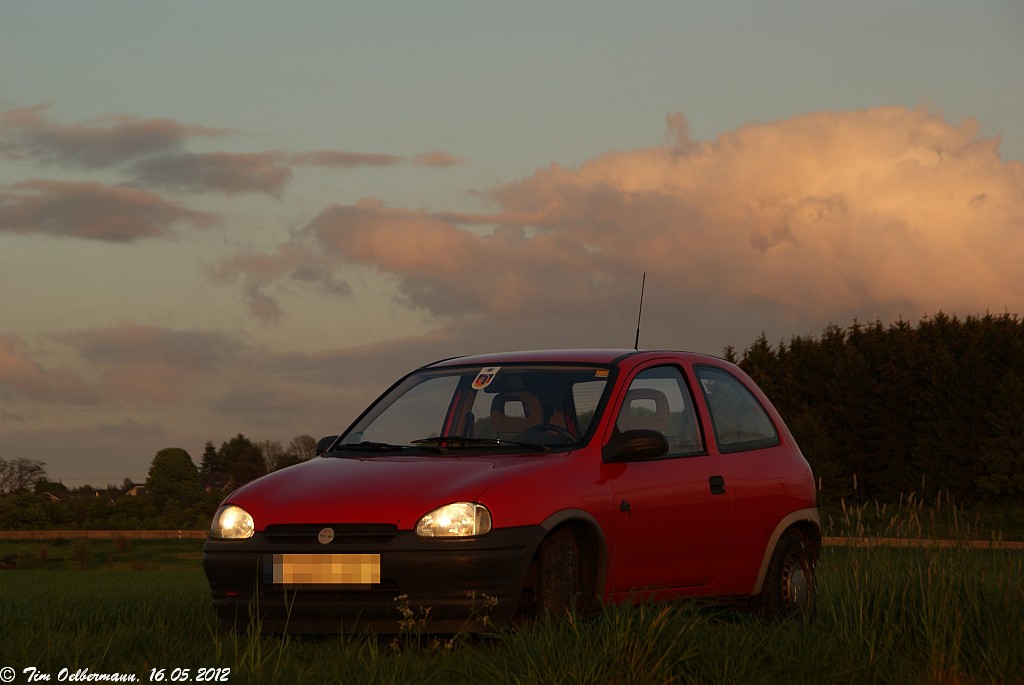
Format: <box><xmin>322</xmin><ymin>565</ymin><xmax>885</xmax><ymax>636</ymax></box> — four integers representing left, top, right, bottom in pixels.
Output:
<box><xmin>269</xmin><ymin>553</ymin><xmax>381</xmax><ymax>587</ymax></box>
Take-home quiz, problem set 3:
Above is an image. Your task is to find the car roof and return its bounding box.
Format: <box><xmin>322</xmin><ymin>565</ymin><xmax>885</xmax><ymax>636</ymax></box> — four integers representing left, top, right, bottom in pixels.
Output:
<box><xmin>424</xmin><ymin>349</ymin><xmax>728</xmax><ymax>369</ymax></box>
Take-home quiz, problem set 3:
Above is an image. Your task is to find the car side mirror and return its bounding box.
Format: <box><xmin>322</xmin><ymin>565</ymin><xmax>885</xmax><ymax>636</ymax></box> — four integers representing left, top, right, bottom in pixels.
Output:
<box><xmin>602</xmin><ymin>429</ymin><xmax>670</xmax><ymax>463</ymax></box>
<box><xmin>316</xmin><ymin>435</ymin><xmax>339</xmax><ymax>456</ymax></box>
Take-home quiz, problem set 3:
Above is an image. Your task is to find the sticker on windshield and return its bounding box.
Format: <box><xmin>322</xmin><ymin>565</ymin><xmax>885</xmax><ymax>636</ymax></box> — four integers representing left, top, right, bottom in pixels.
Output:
<box><xmin>472</xmin><ymin>367</ymin><xmax>501</xmax><ymax>390</ymax></box>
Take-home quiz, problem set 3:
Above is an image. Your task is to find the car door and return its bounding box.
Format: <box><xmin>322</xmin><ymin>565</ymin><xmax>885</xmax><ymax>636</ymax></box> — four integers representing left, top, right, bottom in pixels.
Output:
<box><xmin>603</xmin><ymin>364</ymin><xmax>732</xmax><ymax>594</ymax></box>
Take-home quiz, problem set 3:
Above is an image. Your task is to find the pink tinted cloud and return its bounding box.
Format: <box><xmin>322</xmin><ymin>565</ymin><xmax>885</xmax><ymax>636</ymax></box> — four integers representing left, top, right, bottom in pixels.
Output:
<box><xmin>0</xmin><ymin>179</ymin><xmax>218</xmax><ymax>241</ymax></box>
<box><xmin>413</xmin><ymin>150</ymin><xmax>465</xmax><ymax>167</ymax></box>
<box><xmin>305</xmin><ymin>198</ymin><xmax>603</xmax><ymax>317</ymax></box>
<box><xmin>0</xmin><ymin>335</ymin><xmax>97</xmax><ymax>404</ymax></box>
<box><xmin>300</xmin><ymin>107</ymin><xmax>1024</xmax><ymax>321</ymax></box>
<box><xmin>0</xmin><ymin>103</ymin><xmax>227</xmax><ymax>168</ymax></box>
<box><xmin>213</xmin><ymin>106</ymin><xmax>1024</xmax><ymax>326</ymax></box>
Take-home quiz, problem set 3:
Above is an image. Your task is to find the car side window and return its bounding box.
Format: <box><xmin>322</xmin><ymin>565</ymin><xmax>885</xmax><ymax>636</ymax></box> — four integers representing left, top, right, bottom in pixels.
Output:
<box><xmin>695</xmin><ymin>365</ymin><xmax>779</xmax><ymax>452</ymax></box>
<box><xmin>616</xmin><ymin>366</ymin><xmax>704</xmax><ymax>456</ymax></box>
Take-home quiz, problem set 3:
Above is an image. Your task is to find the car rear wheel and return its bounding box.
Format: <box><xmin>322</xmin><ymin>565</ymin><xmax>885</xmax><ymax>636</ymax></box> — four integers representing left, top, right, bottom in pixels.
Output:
<box><xmin>754</xmin><ymin>529</ymin><xmax>816</xmax><ymax>620</ymax></box>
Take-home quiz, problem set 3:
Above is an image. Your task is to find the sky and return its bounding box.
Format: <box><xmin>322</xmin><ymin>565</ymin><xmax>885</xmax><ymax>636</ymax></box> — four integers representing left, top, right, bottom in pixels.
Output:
<box><xmin>1</xmin><ymin>1</ymin><xmax>1023</xmax><ymax>487</ymax></box>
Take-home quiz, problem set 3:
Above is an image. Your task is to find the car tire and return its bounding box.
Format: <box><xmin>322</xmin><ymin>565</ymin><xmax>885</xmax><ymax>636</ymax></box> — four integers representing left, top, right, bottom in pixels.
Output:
<box><xmin>753</xmin><ymin>529</ymin><xmax>816</xmax><ymax>620</ymax></box>
<box><xmin>538</xmin><ymin>528</ymin><xmax>581</xmax><ymax>616</ymax></box>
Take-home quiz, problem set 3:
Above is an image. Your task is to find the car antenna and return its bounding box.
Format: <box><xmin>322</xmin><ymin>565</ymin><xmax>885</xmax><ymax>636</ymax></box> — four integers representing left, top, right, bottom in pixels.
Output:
<box><xmin>634</xmin><ymin>272</ymin><xmax>646</xmax><ymax>350</ymax></box>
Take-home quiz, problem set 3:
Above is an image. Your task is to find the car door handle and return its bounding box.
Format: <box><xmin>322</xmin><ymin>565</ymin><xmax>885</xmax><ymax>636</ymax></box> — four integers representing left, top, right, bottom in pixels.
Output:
<box><xmin>709</xmin><ymin>475</ymin><xmax>726</xmax><ymax>495</ymax></box>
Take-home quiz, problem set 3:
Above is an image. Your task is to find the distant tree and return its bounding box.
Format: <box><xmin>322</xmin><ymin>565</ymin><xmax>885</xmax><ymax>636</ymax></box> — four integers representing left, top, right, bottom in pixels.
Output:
<box><xmin>34</xmin><ymin>478</ymin><xmax>69</xmax><ymax>496</ymax></box>
<box><xmin>231</xmin><ymin>447</ymin><xmax>266</xmax><ymax>485</ymax></box>
<box><xmin>256</xmin><ymin>439</ymin><xmax>285</xmax><ymax>472</ymax></box>
<box><xmin>288</xmin><ymin>434</ymin><xmax>318</xmax><ymax>462</ymax></box>
<box><xmin>735</xmin><ymin>312</ymin><xmax>1024</xmax><ymax>507</ymax></box>
<box><xmin>267</xmin><ymin>434</ymin><xmax>318</xmax><ymax>471</ymax></box>
<box><xmin>271</xmin><ymin>454</ymin><xmax>303</xmax><ymax>471</ymax></box>
<box><xmin>145</xmin><ymin>448</ymin><xmax>203</xmax><ymax>511</ymax></box>
<box><xmin>0</xmin><ymin>457</ymin><xmax>48</xmax><ymax>495</ymax></box>
<box><xmin>199</xmin><ymin>440</ymin><xmax>222</xmax><ymax>476</ymax></box>
<box><xmin>218</xmin><ymin>434</ymin><xmax>265</xmax><ymax>486</ymax></box>
<box><xmin>0</xmin><ymin>491</ymin><xmax>54</xmax><ymax>529</ymax></box>
<box><xmin>722</xmin><ymin>345</ymin><xmax>738</xmax><ymax>364</ymax></box>
<box><xmin>104</xmin><ymin>494</ymin><xmax>160</xmax><ymax>529</ymax></box>
<box><xmin>977</xmin><ymin>371</ymin><xmax>1024</xmax><ymax>498</ymax></box>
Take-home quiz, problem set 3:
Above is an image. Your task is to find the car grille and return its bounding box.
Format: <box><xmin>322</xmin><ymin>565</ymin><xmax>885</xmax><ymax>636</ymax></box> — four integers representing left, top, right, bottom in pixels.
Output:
<box><xmin>263</xmin><ymin>523</ymin><xmax>398</xmax><ymax>545</ymax></box>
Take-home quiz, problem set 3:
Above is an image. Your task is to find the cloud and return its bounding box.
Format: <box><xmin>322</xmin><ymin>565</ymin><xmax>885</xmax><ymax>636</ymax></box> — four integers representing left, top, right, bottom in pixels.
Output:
<box><xmin>128</xmin><ymin>151</ymin><xmax>294</xmax><ymax>196</ymax></box>
<box><xmin>95</xmin><ymin>417</ymin><xmax>166</xmax><ymax>440</ymax></box>
<box><xmin>209</xmin><ymin>242</ymin><xmax>351</xmax><ymax>322</ymax></box>
<box><xmin>59</xmin><ymin>324</ymin><xmax>239</xmax><ymax>368</ymax></box>
<box><xmin>0</xmin><ymin>103</ymin><xmax>227</xmax><ymax>168</ymax></box>
<box><xmin>263</xmin><ymin>328</ymin><xmax>459</xmax><ymax>386</ymax></box>
<box><xmin>218</xmin><ymin>106</ymin><xmax>1024</xmax><ymax>326</ymax></box>
<box><xmin>1</xmin><ymin>106</ymin><xmax>458</xmax><ymax>199</ymax></box>
<box><xmin>413</xmin><ymin>150</ymin><xmax>465</xmax><ymax>167</ymax></box>
<box><xmin>0</xmin><ymin>335</ymin><xmax>98</xmax><ymax>404</ymax></box>
<box><xmin>56</xmin><ymin>324</ymin><xmax>240</xmax><ymax>404</ymax></box>
<box><xmin>208</xmin><ymin>328</ymin><xmax>465</xmax><ymax>429</ymax></box>
<box><xmin>131</xmin><ymin>148</ymin><xmax>426</xmax><ymax>196</ymax></box>
<box><xmin>0</xmin><ymin>179</ymin><xmax>218</xmax><ymax>241</ymax></box>
<box><xmin>288</xmin><ymin>150</ymin><xmax>404</xmax><ymax>167</ymax></box>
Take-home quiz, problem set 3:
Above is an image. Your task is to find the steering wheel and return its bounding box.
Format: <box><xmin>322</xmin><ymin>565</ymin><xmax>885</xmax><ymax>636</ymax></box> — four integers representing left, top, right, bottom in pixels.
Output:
<box><xmin>523</xmin><ymin>423</ymin><xmax>576</xmax><ymax>442</ymax></box>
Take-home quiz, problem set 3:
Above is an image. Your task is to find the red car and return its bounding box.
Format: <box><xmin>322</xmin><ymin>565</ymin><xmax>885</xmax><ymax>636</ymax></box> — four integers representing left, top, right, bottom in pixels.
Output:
<box><xmin>203</xmin><ymin>350</ymin><xmax>819</xmax><ymax>632</ymax></box>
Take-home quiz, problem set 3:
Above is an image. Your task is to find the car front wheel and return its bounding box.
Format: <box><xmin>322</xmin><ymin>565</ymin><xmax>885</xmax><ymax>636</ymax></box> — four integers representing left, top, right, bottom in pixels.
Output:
<box><xmin>753</xmin><ymin>529</ymin><xmax>816</xmax><ymax>620</ymax></box>
<box><xmin>538</xmin><ymin>527</ymin><xmax>581</xmax><ymax>616</ymax></box>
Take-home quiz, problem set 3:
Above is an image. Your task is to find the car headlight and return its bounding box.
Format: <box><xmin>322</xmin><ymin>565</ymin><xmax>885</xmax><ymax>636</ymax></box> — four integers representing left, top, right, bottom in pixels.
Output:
<box><xmin>415</xmin><ymin>502</ymin><xmax>492</xmax><ymax>538</ymax></box>
<box><xmin>210</xmin><ymin>505</ymin><xmax>255</xmax><ymax>540</ymax></box>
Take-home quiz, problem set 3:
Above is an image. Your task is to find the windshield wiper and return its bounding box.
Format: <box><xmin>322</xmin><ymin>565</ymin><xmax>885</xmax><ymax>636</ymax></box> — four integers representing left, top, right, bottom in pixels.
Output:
<box><xmin>329</xmin><ymin>441</ymin><xmax>409</xmax><ymax>453</ymax></box>
<box><xmin>411</xmin><ymin>436</ymin><xmax>550</xmax><ymax>452</ymax></box>
<box><xmin>328</xmin><ymin>440</ymin><xmax>444</xmax><ymax>455</ymax></box>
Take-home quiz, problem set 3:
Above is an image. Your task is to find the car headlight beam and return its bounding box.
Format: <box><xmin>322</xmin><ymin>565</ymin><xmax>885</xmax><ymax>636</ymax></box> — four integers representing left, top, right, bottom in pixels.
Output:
<box><xmin>211</xmin><ymin>504</ymin><xmax>255</xmax><ymax>540</ymax></box>
<box><xmin>416</xmin><ymin>502</ymin><xmax>492</xmax><ymax>538</ymax></box>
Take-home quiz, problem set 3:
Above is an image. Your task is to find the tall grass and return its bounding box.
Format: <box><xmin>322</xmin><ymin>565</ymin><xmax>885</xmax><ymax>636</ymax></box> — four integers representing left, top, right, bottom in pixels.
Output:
<box><xmin>819</xmin><ymin>493</ymin><xmax>1024</xmax><ymax>684</ymax></box>
<box><xmin>1</xmin><ymin>514</ymin><xmax>1022</xmax><ymax>684</ymax></box>
<box><xmin>824</xmin><ymin>487</ymin><xmax>1024</xmax><ymax>542</ymax></box>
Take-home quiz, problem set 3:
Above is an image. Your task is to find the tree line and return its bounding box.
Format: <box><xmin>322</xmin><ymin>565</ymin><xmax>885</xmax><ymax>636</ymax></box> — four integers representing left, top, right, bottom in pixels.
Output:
<box><xmin>726</xmin><ymin>311</ymin><xmax>1024</xmax><ymax>508</ymax></box>
<box><xmin>0</xmin><ymin>434</ymin><xmax>317</xmax><ymax>530</ymax></box>
<box><xmin>3</xmin><ymin>312</ymin><xmax>1023</xmax><ymax>529</ymax></box>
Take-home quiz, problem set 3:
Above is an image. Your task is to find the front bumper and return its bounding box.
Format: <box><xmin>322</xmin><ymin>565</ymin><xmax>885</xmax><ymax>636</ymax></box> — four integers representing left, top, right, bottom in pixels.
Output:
<box><xmin>202</xmin><ymin>524</ymin><xmax>547</xmax><ymax>633</ymax></box>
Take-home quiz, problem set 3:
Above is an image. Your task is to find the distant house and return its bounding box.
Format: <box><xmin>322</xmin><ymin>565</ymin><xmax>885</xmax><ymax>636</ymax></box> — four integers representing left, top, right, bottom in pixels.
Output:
<box><xmin>39</xmin><ymin>491</ymin><xmax>62</xmax><ymax>502</ymax></box>
<box><xmin>123</xmin><ymin>483</ymin><xmax>146</xmax><ymax>497</ymax></box>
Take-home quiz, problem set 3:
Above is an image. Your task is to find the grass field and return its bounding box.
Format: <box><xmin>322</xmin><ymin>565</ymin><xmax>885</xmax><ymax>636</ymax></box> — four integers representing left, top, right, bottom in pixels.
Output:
<box><xmin>1</xmin><ymin>530</ymin><xmax>1022</xmax><ymax>684</ymax></box>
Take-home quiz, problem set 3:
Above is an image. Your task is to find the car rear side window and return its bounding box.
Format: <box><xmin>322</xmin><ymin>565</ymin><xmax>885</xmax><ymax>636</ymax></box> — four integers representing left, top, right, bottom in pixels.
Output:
<box><xmin>695</xmin><ymin>365</ymin><xmax>779</xmax><ymax>452</ymax></box>
<box><xmin>617</xmin><ymin>366</ymin><xmax>704</xmax><ymax>456</ymax></box>
<box><xmin>572</xmin><ymin>380</ymin><xmax>606</xmax><ymax>435</ymax></box>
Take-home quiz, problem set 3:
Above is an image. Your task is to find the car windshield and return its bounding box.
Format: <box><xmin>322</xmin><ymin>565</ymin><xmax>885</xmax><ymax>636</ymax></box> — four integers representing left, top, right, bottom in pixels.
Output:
<box><xmin>339</xmin><ymin>364</ymin><xmax>613</xmax><ymax>451</ymax></box>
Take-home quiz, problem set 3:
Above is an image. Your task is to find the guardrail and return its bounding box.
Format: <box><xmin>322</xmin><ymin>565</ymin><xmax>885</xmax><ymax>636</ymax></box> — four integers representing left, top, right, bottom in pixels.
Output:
<box><xmin>0</xmin><ymin>530</ymin><xmax>208</xmax><ymax>540</ymax></box>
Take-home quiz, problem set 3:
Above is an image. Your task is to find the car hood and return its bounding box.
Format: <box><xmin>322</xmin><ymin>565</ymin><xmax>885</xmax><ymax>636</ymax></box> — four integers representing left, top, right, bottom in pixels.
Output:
<box><xmin>226</xmin><ymin>452</ymin><xmax>558</xmax><ymax>529</ymax></box>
